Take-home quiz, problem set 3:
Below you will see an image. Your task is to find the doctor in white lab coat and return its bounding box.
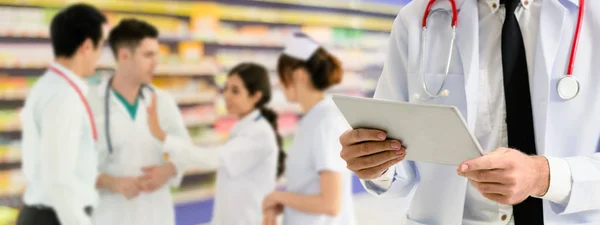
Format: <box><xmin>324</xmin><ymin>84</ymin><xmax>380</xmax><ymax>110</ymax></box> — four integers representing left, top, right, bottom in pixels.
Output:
<box><xmin>147</xmin><ymin>63</ymin><xmax>283</xmax><ymax>225</ymax></box>
<box><xmin>339</xmin><ymin>0</ymin><xmax>600</xmax><ymax>225</ymax></box>
<box><xmin>88</xmin><ymin>19</ymin><xmax>190</xmax><ymax>225</ymax></box>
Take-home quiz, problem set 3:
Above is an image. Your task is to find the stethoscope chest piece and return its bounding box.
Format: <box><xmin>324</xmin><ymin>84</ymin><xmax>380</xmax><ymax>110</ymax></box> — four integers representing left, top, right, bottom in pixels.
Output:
<box><xmin>557</xmin><ymin>76</ymin><xmax>580</xmax><ymax>100</ymax></box>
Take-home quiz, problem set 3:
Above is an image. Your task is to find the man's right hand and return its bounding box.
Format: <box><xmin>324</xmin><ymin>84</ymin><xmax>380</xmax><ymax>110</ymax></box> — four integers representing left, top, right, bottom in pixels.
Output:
<box><xmin>339</xmin><ymin>129</ymin><xmax>406</xmax><ymax>180</ymax></box>
<box><xmin>108</xmin><ymin>176</ymin><xmax>142</xmax><ymax>200</ymax></box>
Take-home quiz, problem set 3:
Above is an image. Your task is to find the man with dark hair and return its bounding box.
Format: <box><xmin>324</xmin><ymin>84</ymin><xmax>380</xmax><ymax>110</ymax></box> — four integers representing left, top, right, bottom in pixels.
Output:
<box><xmin>18</xmin><ymin>3</ymin><xmax>107</xmax><ymax>225</ymax></box>
<box><xmin>88</xmin><ymin>18</ymin><xmax>191</xmax><ymax>225</ymax></box>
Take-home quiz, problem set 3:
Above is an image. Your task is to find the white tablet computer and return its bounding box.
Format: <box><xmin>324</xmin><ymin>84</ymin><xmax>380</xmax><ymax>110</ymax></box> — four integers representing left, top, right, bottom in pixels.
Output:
<box><xmin>332</xmin><ymin>95</ymin><xmax>483</xmax><ymax>166</ymax></box>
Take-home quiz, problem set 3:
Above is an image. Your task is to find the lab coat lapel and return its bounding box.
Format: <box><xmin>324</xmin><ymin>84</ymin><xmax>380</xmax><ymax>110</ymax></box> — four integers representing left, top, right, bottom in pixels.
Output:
<box><xmin>532</xmin><ymin>0</ymin><xmax>569</xmax><ymax>156</ymax></box>
<box><xmin>538</xmin><ymin>0</ymin><xmax>567</xmax><ymax>80</ymax></box>
<box><xmin>454</xmin><ymin>0</ymin><xmax>479</xmax><ymax>131</ymax></box>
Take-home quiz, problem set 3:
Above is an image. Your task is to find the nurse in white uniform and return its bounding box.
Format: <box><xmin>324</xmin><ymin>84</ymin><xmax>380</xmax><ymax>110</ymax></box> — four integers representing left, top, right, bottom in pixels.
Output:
<box><xmin>88</xmin><ymin>19</ymin><xmax>190</xmax><ymax>225</ymax></box>
<box><xmin>147</xmin><ymin>63</ymin><xmax>284</xmax><ymax>225</ymax></box>
<box><xmin>262</xmin><ymin>33</ymin><xmax>355</xmax><ymax>225</ymax></box>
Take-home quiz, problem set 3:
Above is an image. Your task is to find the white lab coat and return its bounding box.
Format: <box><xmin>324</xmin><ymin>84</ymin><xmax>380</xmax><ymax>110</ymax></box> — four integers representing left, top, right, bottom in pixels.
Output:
<box><xmin>87</xmin><ymin>77</ymin><xmax>190</xmax><ymax>225</ymax></box>
<box><xmin>364</xmin><ymin>0</ymin><xmax>600</xmax><ymax>225</ymax></box>
<box><xmin>164</xmin><ymin>109</ymin><xmax>279</xmax><ymax>225</ymax></box>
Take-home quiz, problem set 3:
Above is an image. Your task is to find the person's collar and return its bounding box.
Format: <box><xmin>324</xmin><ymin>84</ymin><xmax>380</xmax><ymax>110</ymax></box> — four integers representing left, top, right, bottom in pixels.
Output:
<box><xmin>50</xmin><ymin>61</ymin><xmax>88</xmax><ymax>93</ymax></box>
<box><xmin>230</xmin><ymin>109</ymin><xmax>261</xmax><ymax>135</ymax></box>
<box><xmin>485</xmin><ymin>0</ymin><xmax>535</xmax><ymax>13</ymax></box>
<box><xmin>239</xmin><ymin>109</ymin><xmax>261</xmax><ymax>125</ymax></box>
<box><xmin>300</xmin><ymin>96</ymin><xmax>330</xmax><ymax>123</ymax></box>
<box><xmin>96</xmin><ymin>75</ymin><xmax>112</xmax><ymax>97</ymax></box>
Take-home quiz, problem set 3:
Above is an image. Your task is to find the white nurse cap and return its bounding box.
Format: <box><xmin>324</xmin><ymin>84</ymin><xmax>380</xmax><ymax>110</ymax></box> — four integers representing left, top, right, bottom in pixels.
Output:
<box><xmin>282</xmin><ymin>33</ymin><xmax>320</xmax><ymax>61</ymax></box>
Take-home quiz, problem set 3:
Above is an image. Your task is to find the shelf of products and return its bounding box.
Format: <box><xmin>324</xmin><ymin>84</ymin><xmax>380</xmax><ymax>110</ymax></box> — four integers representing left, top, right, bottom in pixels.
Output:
<box><xmin>0</xmin><ymin>1</ymin><xmax>397</xmax><ymax>31</ymax></box>
<box><xmin>252</xmin><ymin>0</ymin><xmax>402</xmax><ymax>15</ymax></box>
<box><xmin>0</xmin><ymin>110</ymin><xmax>20</xmax><ymax>133</ymax></box>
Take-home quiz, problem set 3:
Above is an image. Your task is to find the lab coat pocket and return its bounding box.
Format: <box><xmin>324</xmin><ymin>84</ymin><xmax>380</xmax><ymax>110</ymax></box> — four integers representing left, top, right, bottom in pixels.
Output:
<box><xmin>408</xmin><ymin>72</ymin><xmax>468</xmax><ymax>114</ymax></box>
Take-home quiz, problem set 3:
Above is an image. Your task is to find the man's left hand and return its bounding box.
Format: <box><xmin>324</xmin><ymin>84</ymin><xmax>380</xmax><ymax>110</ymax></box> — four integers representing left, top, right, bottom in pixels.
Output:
<box><xmin>139</xmin><ymin>162</ymin><xmax>177</xmax><ymax>192</ymax></box>
<box><xmin>457</xmin><ymin>147</ymin><xmax>550</xmax><ymax>205</ymax></box>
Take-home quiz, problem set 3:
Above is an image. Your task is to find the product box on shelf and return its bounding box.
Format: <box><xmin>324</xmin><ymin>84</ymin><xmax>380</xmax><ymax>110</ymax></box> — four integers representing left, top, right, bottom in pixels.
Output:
<box><xmin>0</xmin><ymin>110</ymin><xmax>20</xmax><ymax>133</ymax></box>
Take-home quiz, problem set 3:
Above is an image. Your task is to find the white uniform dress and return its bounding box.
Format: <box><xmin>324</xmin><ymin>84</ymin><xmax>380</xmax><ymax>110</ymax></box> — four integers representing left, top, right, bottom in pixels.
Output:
<box><xmin>164</xmin><ymin>109</ymin><xmax>279</xmax><ymax>225</ymax></box>
<box><xmin>88</xmin><ymin>78</ymin><xmax>190</xmax><ymax>225</ymax></box>
<box><xmin>283</xmin><ymin>97</ymin><xmax>356</xmax><ymax>225</ymax></box>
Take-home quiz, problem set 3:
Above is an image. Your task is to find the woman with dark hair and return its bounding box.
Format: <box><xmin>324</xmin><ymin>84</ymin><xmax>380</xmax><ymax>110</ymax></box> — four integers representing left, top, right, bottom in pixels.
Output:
<box><xmin>262</xmin><ymin>33</ymin><xmax>355</xmax><ymax>225</ymax></box>
<box><xmin>146</xmin><ymin>63</ymin><xmax>284</xmax><ymax>225</ymax></box>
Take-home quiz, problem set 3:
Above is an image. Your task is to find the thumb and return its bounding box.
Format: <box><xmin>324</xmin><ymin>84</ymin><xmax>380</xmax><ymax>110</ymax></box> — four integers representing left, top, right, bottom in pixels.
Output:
<box><xmin>489</xmin><ymin>147</ymin><xmax>511</xmax><ymax>155</ymax></box>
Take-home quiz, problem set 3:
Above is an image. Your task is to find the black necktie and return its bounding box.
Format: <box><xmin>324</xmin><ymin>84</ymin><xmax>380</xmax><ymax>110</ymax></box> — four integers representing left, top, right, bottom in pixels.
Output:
<box><xmin>501</xmin><ymin>0</ymin><xmax>544</xmax><ymax>224</ymax></box>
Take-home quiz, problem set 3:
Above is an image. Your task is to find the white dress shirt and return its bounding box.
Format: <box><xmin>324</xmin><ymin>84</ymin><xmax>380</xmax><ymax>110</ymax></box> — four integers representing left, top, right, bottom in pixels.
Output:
<box><xmin>369</xmin><ymin>0</ymin><xmax>572</xmax><ymax>224</ymax></box>
<box><xmin>20</xmin><ymin>62</ymin><xmax>98</xmax><ymax>225</ymax></box>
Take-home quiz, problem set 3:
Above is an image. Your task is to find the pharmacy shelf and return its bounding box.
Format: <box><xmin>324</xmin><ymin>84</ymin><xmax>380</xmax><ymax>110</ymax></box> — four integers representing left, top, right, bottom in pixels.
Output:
<box><xmin>184</xmin><ymin>168</ymin><xmax>216</xmax><ymax>177</ymax></box>
<box><xmin>172</xmin><ymin>178</ymin><xmax>287</xmax><ymax>205</ymax></box>
<box><xmin>0</xmin><ymin>36</ymin><xmax>201</xmax><ymax>45</ymax></box>
<box><xmin>0</xmin><ymin>1</ymin><xmax>394</xmax><ymax>31</ymax></box>
<box><xmin>0</xmin><ymin>65</ymin><xmax>218</xmax><ymax>76</ymax></box>
<box><xmin>184</xmin><ymin>118</ymin><xmax>217</xmax><ymax>128</ymax></box>
<box><xmin>173</xmin><ymin>186</ymin><xmax>215</xmax><ymax>205</ymax></box>
<box><xmin>0</xmin><ymin>0</ymin><xmax>202</xmax><ymax>16</ymax></box>
<box><xmin>0</xmin><ymin>127</ymin><xmax>20</xmax><ymax>133</ymax></box>
<box><xmin>252</xmin><ymin>0</ymin><xmax>401</xmax><ymax>16</ymax></box>
<box><xmin>0</xmin><ymin>161</ymin><xmax>19</xmax><ymax>171</ymax></box>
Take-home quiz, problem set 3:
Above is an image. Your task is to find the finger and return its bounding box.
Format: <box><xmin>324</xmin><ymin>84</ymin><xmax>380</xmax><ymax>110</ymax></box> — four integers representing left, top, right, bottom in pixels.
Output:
<box><xmin>138</xmin><ymin>174</ymin><xmax>153</xmax><ymax>182</ymax></box>
<box><xmin>469</xmin><ymin>180</ymin><xmax>511</xmax><ymax>195</ymax></box>
<box><xmin>462</xmin><ymin>169</ymin><xmax>509</xmax><ymax>183</ymax></box>
<box><xmin>355</xmin><ymin>155</ymin><xmax>404</xmax><ymax>180</ymax></box>
<box><xmin>481</xmin><ymin>193</ymin><xmax>507</xmax><ymax>204</ymax></box>
<box><xmin>262</xmin><ymin>215</ymin><xmax>272</xmax><ymax>225</ymax></box>
<box><xmin>458</xmin><ymin>154</ymin><xmax>508</xmax><ymax>173</ymax></box>
<box><xmin>142</xmin><ymin>166</ymin><xmax>155</xmax><ymax>173</ymax></box>
<box><xmin>342</xmin><ymin>140</ymin><xmax>403</xmax><ymax>159</ymax></box>
<box><xmin>150</xmin><ymin>93</ymin><xmax>157</xmax><ymax>109</ymax></box>
<box><xmin>339</xmin><ymin>129</ymin><xmax>387</xmax><ymax>146</ymax></box>
<box><xmin>263</xmin><ymin>213</ymin><xmax>272</xmax><ymax>225</ymax></box>
<box><xmin>346</xmin><ymin>148</ymin><xmax>406</xmax><ymax>170</ymax></box>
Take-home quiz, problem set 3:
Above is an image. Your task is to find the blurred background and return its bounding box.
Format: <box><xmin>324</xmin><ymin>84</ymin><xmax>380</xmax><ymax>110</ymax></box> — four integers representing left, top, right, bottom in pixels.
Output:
<box><xmin>0</xmin><ymin>0</ymin><xmax>412</xmax><ymax>224</ymax></box>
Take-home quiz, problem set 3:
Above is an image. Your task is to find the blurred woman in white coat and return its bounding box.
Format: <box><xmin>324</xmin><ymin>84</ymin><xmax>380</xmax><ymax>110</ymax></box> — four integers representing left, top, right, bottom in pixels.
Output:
<box><xmin>147</xmin><ymin>63</ymin><xmax>284</xmax><ymax>225</ymax></box>
<box><xmin>262</xmin><ymin>33</ymin><xmax>355</xmax><ymax>225</ymax></box>
<box><xmin>88</xmin><ymin>19</ymin><xmax>190</xmax><ymax>225</ymax></box>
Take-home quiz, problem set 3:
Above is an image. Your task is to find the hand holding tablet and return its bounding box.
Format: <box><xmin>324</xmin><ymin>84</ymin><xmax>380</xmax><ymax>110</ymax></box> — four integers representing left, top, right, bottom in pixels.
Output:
<box><xmin>334</xmin><ymin>95</ymin><xmax>483</xmax><ymax>178</ymax></box>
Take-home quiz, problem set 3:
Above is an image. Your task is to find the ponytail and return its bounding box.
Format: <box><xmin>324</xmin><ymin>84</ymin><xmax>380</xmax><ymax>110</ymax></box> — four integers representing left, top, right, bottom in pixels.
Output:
<box><xmin>228</xmin><ymin>62</ymin><xmax>284</xmax><ymax>179</ymax></box>
<box><xmin>259</xmin><ymin>107</ymin><xmax>286</xmax><ymax>179</ymax></box>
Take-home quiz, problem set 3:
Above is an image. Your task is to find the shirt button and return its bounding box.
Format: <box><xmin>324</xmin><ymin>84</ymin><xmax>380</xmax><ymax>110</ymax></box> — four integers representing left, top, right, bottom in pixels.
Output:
<box><xmin>523</xmin><ymin>0</ymin><xmax>529</xmax><ymax>5</ymax></box>
<box><xmin>501</xmin><ymin>214</ymin><xmax>508</xmax><ymax>221</ymax></box>
<box><xmin>492</xmin><ymin>3</ymin><xmax>498</xmax><ymax>8</ymax></box>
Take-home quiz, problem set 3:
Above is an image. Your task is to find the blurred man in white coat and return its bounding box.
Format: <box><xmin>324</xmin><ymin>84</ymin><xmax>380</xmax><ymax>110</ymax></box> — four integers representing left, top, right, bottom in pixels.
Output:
<box><xmin>339</xmin><ymin>0</ymin><xmax>600</xmax><ymax>225</ymax></box>
<box><xmin>18</xmin><ymin>4</ymin><xmax>107</xmax><ymax>225</ymax></box>
<box><xmin>88</xmin><ymin>19</ymin><xmax>191</xmax><ymax>225</ymax></box>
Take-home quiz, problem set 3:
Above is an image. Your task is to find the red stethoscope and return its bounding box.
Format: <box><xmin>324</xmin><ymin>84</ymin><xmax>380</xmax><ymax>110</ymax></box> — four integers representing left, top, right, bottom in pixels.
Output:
<box><xmin>419</xmin><ymin>0</ymin><xmax>585</xmax><ymax>100</ymax></box>
<box><xmin>50</xmin><ymin>66</ymin><xmax>98</xmax><ymax>141</ymax></box>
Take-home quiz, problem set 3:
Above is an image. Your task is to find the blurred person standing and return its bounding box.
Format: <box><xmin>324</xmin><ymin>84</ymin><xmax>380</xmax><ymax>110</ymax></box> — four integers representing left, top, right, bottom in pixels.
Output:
<box><xmin>262</xmin><ymin>33</ymin><xmax>355</xmax><ymax>225</ymax></box>
<box><xmin>17</xmin><ymin>4</ymin><xmax>107</xmax><ymax>225</ymax></box>
<box><xmin>147</xmin><ymin>63</ymin><xmax>284</xmax><ymax>225</ymax></box>
<box><xmin>87</xmin><ymin>19</ymin><xmax>190</xmax><ymax>225</ymax></box>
